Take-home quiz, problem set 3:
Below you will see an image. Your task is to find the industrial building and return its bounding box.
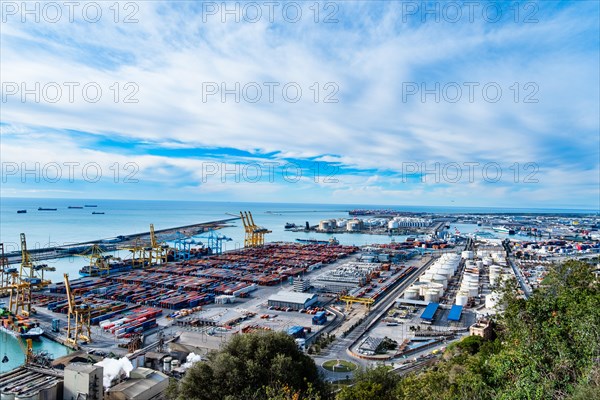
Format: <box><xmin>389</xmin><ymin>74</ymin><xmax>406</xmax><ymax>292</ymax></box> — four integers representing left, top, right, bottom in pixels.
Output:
<box><xmin>312</xmin><ymin>262</ymin><xmax>378</xmax><ymax>293</ymax></box>
<box><xmin>106</xmin><ymin>368</ymin><xmax>169</xmax><ymax>400</ymax></box>
<box><xmin>293</xmin><ymin>278</ymin><xmax>310</xmax><ymax>292</ymax></box>
<box><xmin>63</xmin><ymin>363</ymin><xmax>103</xmax><ymax>400</ymax></box>
<box><xmin>267</xmin><ymin>291</ymin><xmax>318</xmax><ymax>310</ymax></box>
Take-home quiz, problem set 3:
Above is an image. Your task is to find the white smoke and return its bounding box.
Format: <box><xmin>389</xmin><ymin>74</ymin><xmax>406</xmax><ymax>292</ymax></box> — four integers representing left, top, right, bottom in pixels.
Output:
<box><xmin>96</xmin><ymin>357</ymin><xmax>134</xmax><ymax>388</ymax></box>
<box><xmin>182</xmin><ymin>352</ymin><xmax>203</xmax><ymax>370</ymax></box>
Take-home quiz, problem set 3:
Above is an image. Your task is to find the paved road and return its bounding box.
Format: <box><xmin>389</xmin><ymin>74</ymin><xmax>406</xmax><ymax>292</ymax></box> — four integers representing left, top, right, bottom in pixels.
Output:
<box><xmin>507</xmin><ymin>256</ymin><xmax>532</xmax><ymax>298</ymax></box>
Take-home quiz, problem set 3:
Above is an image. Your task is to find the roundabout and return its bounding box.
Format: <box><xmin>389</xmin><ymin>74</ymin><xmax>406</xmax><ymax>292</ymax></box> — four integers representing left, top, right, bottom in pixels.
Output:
<box><xmin>322</xmin><ymin>359</ymin><xmax>358</xmax><ymax>373</ymax></box>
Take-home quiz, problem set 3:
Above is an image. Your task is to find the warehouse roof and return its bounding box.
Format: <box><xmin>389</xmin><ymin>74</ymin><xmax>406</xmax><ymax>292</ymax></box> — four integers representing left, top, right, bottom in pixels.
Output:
<box><xmin>107</xmin><ymin>368</ymin><xmax>168</xmax><ymax>398</ymax></box>
<box><xmin>268</xmin><ymin>291</ymin><xmax>317</xmax><ymax>304</ymax></box>
<box><xmin>448</xmin><ymin>305</ymin><xmax>463</xmax><ymax>321</ymax></box>
<box><xmin>420</xmin><ymin>302</ymin><xmax>439</xmax><ymax>320</ymax></box>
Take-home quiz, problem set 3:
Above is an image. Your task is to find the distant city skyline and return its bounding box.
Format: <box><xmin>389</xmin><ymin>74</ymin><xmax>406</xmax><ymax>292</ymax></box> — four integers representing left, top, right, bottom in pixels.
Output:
<box><xmin>1</xmin><ymin>2</ymin><xmax>598</xmax><ymax>209</ymax></box>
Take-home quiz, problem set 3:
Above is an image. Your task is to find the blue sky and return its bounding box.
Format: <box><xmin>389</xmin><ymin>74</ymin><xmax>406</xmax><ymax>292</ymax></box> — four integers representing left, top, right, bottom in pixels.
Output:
<box><xmin>1</xmin><ymin>1</ymin><xmax>599</xmax><ymax>209</ymax></box>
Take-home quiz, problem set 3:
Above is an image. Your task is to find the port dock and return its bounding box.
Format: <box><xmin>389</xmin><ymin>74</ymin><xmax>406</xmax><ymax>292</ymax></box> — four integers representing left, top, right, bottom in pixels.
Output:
<box><xmin>2</xmin><ymin>217</ymin><xmax>239</xmax><ymax>264</ymax></box>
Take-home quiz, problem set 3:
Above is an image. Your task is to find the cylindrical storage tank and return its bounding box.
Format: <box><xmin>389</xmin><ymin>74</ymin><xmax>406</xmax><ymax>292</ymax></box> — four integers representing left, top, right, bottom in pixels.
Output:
<box><xmin>485</xmin><ymin>293</ymin><xmax>500</xmax><ymax>309</ymax></box>
<box><xmin>419</xmin><ymin>273</ymin><xmax>433</xmax><ymax>283</ymax></box>
<box><xmin>461</xmin><ymin>250</ymin><xmax>474</xmax><ymax>259</ymax></box>
<box><xmin>171</xmin><ymin>359</ymin><xmax>180</xmax><ymax>369</ymax></box>
<box><xmin>163</xmin><ymin>357</ymin><xmax>173</xmax><ymax>372</ymax></box>
<box><xmin>403</xmin><ymin>288</ymin><xmax>419</xmax><ymax>300</ymax></box>
<box><xmin>432</xmin><ymin>275</ymin><xmax>448</xmax><ymax>289</ymax></box>
<box><xmin>438</xmin><ymin>266</ymin><xmax>454</xmax><ymax>279</ymax></box>
<box><xmin>455</xmin><ymin>293</ymin><xmax>469</xmax><ymax>306</ymax></box>
<box><xmin>388</xmin><ymin>220</ymin><xmax>399</xmax><ymax>229</ymax></box>
<box><xmin>483</xmin><ymin>257</ymin><xmax>493</xmax><ymax>266</ymax></box>
<box><xmin>466</xmin><ymin>285</ymin><xmax>478</xmax><ymax>297</ymax></box>
<box><xmin>319</xmin><ymin>220</ymin><xmax>331</xmax><ymax>230</ymax></box>
<box><xmin>424</xmin><ymin>289</ymin><xmax>440</xmax><ymax>303</ymax></box>
<box><xmin>476</xmin><ymin>260</ymin><xmax>483</xmax><ymax>268</ymax></box>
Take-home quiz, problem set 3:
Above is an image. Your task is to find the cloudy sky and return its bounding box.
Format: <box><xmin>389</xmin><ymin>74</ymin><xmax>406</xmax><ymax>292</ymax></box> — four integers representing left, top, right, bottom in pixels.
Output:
<box><xmin>1</xmin><ymin>1</ymin><xmax>598</xmax><ymax>209</ymax></box>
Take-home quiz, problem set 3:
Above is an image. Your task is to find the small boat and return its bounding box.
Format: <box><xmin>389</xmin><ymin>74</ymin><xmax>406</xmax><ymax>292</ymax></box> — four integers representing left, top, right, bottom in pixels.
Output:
<box><xmin>0</xmin><ymin>307</ymin><xmax>44</xmax><ymax>339</ymax></box>
<box><xmin>17</xmin><ymin>210</ymin><xmax>27</xmax><ymax>214</ymax></box>
<box><xmin>68</xmin><ymin>206</ymin><xmax>83</xmax><ymax>209</ymax></box>
<box><xmin>284</xmin><ymin>223</ymin><xmax>296</xmax><ymax>229</ymax></box>
<box><xmin>38</xmin><ymin>207</ymin><xmax>57</xmax><ymax>211</ymax></box>
<box><xmin>84</xmin><ymin>205</ymin><xmax>98</xmax><ymax>207</ymax></box>
<box><xmin>92</xmin><ymin>212</ymin><xmax>105</xmax><ymax>215</ymax></box>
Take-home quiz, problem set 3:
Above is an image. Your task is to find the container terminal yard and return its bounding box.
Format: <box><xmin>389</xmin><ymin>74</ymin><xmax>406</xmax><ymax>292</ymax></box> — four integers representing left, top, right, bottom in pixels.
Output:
<box><xmin>1</xmin><ymin>210</ymin><xmax>599</xmax><ymax>400</ymax></box>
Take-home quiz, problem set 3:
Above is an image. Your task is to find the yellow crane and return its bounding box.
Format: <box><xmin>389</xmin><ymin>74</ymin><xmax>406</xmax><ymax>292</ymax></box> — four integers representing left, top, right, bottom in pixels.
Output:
<box><xmin>63</xmin><ymin>273</ymin><xmax>92</xmax><ymax>347</ymax></box>
<box><xmin>240</xmin><ymin>211</ymin><xmax>271</xmax><ymax>248</ymax></box>
<box><xmin>11</xmin><ymin>234</ymin><xmax>51</xmax><ymax>317</ymax></box>
<box><xmin>149</xmin><ymin>224</ymin><xmax>168</xmax><ymax>265</ymax></box>
<box><xmin>121</xmin><ymin>239</ymin><xmax>150</xmax><ymax>268</ymax></box>
<box><xmin>0</xmin><ymin>243</ymin><xmax>17</xmax><ymax>296</ymax></box>
<box><xmin>339</xmin><ymin>295</ymin><xmax>375</xmax><ymax>313</ymax></box>
<box><xmin>78</xmin><ymin>244</ymin><xmax>110</xmax><ymax>276</ymax></box>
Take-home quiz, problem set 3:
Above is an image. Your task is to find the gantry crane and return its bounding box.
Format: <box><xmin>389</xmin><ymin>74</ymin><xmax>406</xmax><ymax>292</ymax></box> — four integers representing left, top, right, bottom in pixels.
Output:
<box><xmin>240</xmin><ymin>211</ymin><xmax>271</xmax><ymax>248</ymax></box>
<box><xmin>196</xmin><ymin>230</ymin><xmax>232</xmax><ymax>255</ymax></box>
<box><xmin>339</xmin><ymin>295</ymin><xmax>375</xmax><ymax>313</ymax></box>
<box><xmin>121</xmin><ymin>239</ymin><xmax>150</xmax><ymax>268</ymax></box>
<box><xmin>64</xmin><ymin>273</ymin><xmax>92</xmax><ymax>347</ymax></box>
<box><xmin>78</xmin><ymin>244</ymin><xmax>110</xmax><ymax>276</ymax></box>
<box><xmin>0</xmin><ymin>243</ymin><xmax>18</xmax><ymax>297</ymax></box>
<box><xmin>149</xmin><ymin>224</ymin><xmax>168</xmax><ymax>265</ymax></box>
<box><xmin>10</xmin><ymin>234</ymin><xmax>51</xmax><ymax>317</ymax></box>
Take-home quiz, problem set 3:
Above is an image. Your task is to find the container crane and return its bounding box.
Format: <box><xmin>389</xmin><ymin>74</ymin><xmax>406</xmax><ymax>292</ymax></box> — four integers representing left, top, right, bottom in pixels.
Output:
<box><xmin>11</xmin><ymin>234</ymin><xmax>51</xmax><ymax>317</ymax></box>
<box><xmin>0</xmin><ymin>243</ymin><xmax>17</xmax><ymax>297</ymax></box>
<box><xmin>173</xmin><ymin>234</ymin><xmax>202</xmax><ymax>261</ymax></box>
<box><xmin>149</xmin><ymin>224</ymin><xmax>168</xmax><ymax>265</ymax></box>
<box><xmin>121</xmin><ymin>239</ymin><xmax>150</xmax><ymax>268</ymax></box>
<box><xmin>240</xmin><ymin>211</ymin><xmax>271</xmax><ymax>248</ymax></box>
<box><xmin>78</xmin><ymin>244</ymin><xmax>110</xmax><ymax>276</ymax></box>
<box><xmin>195</xmin><ymin>230</ymin><xmax>232</xmax><ymax>255</ymax></box>
<box><xmin>63</xmin><ymin>273</ymin><xmax>92</xmax><ymax>347</ymax></box>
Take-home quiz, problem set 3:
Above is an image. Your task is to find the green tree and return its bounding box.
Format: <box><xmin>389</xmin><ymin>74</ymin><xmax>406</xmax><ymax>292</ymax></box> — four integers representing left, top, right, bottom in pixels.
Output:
<box><xmin>336</xmin><ymin>366</ymin><xmax>399</xmax><ymax>400</ymax></box>
<box><xmin>170</xmin><ymin>332</ymin><xmax>328</xmax><ymax>400</ymax></box>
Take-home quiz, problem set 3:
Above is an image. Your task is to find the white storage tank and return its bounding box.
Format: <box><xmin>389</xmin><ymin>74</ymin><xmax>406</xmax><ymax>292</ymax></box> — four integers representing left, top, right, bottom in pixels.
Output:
<box><xmin>163</xmin><ymin>356</ymin><xmax>173</xmax><ymax>372</ymax></box>
<box><xmin>432</xmin><ymin>275</ymin><xmax>448</xmax><ymax>289</ymax></box>
<box><xmin>485</xmin><ymin>292</ymin><xmax>501</xmax><ymax>310</ymax></box>
<box><xmin>388</xmin><ymin>220</ymin><xmax>399</xmax><ymax>229</ymax></box>
<box><xmin>424</xmin><ymin>289</ymin><xmax>440</xmax><ymax>303</ymax></box>
<box><xmin>319</xmin><ymin>220</ymin><xmax>332</xmax><ymax>231</ymax></box>
<box><xmin>347</xmin><ymin>219</ymin><xmax>362</xmax><ymax>231</ymax></box>
<box><xmin>171</xmin><ymin>359</ymin><xmax>180</xmax><ymax>369</ymax></box>
<box><xmin>438</xmin><ymin>266</ymin><xmax>454</xmax><ymax>279</ymax></box>
<box><xmin>461</xmin><ymin>250</ymin><xmax>474</xmax><ymax>259</ymax></box>
<box><xmin>404</xmin><ymin>287</ymin><xmax>419</xmax><ymax>300</ymax></box>
<box><xmin>466</xmin><ymin>285</ymin><xmax>479</xmax><ymax>297</ymax></box>
<box><xmin>455</xmin><ymin>292</ymin><xmax>469</xmax><ymax>306</ymax></box>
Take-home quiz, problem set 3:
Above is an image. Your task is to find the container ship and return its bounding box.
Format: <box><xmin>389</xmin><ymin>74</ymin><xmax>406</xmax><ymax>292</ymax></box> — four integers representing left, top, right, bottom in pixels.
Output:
<box><xmin>79</xmin><ymin>258</ymin><xmax>135</xmax><ymax>277</ymax></box>
<box><xmin>0</xmin><ymin>306</ymin><xmax>44</xmax><ymax>339</ymax></box>
<box><xmin>296</xmin><ymin>237</ymin><xmax>339</xmax><ymax>245</ymax></box>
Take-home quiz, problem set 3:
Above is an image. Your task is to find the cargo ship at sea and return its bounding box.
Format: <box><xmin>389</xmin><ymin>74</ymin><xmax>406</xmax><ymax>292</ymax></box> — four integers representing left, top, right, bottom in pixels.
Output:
<box><xmin>0</xmin><ymin>306</ymin><xmax>44</xmax><ymax>339</ymax></box>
